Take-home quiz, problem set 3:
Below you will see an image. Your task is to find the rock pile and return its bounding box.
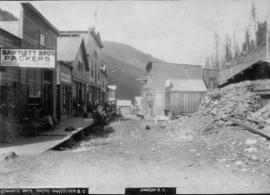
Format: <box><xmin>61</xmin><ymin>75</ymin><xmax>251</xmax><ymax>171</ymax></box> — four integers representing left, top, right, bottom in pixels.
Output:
<box><xmin>199</xmin><ymin>80</ymin><xmax>264</xmax><ymax>122</ymax></box>
<box><xmin>249</xmin><ymin>103</ymin><xmax>270</xmax><ymax>125</ymax></box>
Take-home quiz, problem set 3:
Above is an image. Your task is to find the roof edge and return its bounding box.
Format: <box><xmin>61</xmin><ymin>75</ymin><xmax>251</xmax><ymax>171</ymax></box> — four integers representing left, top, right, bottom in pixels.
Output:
<box><xmin>149</xmin><ymin>61</ymin><xmax>203</xmax><ymax>68</ymax></box>
<box><xmin>0</xmin><ymin>27</ymin><xmax>21</xmax><ymax>40</ymax></box>
<box><xmin>90</xmin><ymin>30</ymin><xmax>103</xmax><ymax>48</ymax></box>
<box><xmin>21</xmin><ymin>2</ymin><xmax>60</xmax><ymax>35</ymax></box>
<box><xmin>58</xmin><ymin>60</ymin><xmax>73</xmax><ymax>69</ymax></box>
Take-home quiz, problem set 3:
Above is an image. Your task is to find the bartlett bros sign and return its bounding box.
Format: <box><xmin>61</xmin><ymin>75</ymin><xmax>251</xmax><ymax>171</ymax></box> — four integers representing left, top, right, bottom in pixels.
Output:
<box><xmin>0</xmin><ymin>49</ymin><xmax>55</xmax><ymax>68</ymax></box>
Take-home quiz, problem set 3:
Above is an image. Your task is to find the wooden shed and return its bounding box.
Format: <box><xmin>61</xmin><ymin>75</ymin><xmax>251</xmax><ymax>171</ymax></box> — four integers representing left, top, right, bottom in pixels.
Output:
<box><xmin>143</xmin><ymin>62</ymin><xmax>203</xmax><ymax>117</ymax></box>
<box><xmin>165</xmin><ymin>79</ymin><xmax>207</xmax><ymax>114</ymax></box>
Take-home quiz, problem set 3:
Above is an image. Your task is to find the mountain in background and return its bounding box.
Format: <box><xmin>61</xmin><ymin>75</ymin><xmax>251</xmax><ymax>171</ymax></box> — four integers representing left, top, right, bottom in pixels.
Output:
<box><xmin>103</xmin><ymin>41</ymin><xmax>162</xmax><ymax>71</ymax></box>
<box><xmin>101</xmin><ymin>52</ymin><xmax>145</xmax><ymax>102</ymax></box>
<box><xmin>0</xmin><ymin>9</ymin><xmax>18</xmax><ymax>21</ymax></box>
<box><xmin>101</xmin><ymin>41</ymin><xmax>162</xmax><ymax>102</ymax></box>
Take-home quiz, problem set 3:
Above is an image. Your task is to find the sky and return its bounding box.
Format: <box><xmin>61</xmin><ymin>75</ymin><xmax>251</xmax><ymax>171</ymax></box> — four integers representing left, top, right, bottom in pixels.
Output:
<box><xmin>0</xmin><ymin>0</ymin><xmax>269</xmax><ymax>65</ymax></box>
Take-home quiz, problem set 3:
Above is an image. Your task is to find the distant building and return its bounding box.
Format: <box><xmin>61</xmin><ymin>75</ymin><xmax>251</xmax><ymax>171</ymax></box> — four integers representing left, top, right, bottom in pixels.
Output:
<box><xmin>60</xmin><ymin>27</ymin><xmax>104</xmax><ymax>104</ymax></box>
<box><xmin>165</xmin><ymin>78</ymin><xmax>207</xmax><ymax>114</ymax></box>
<box><xmin>108</xmin><ymin>85</ymin><xmax>117</xmax><ymax>102</ymax></box>
<box><xmin>142</xmin><ymin>61</ymin><xmax>205</xmax><ymax>117</ymax></box>
<box><xmin>116</xmin><ymin>99</ymin><xmax>132</xmax><ymax>116</ymax></box>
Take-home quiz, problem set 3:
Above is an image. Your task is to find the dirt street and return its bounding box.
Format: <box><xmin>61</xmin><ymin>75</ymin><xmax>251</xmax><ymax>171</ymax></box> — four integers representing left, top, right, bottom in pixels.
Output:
<box><xmin>0</xmin><ymin>116</ymin><xmax>270</xmax><ymax>194</ymax></box>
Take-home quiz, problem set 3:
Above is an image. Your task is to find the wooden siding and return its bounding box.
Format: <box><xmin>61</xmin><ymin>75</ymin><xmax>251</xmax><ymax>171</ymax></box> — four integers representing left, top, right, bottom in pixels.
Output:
<box><xmin>0</xmin><ymin>29</ymin><xmax>21</xmax><ymax>48</ymax></box>
<box><xmin>21</xmin><ymin>7</ymin><xmax>57</xmax><ymax>49</ymax></box>
<box><xmin>20</xmin><ymin>4</ymin><xmax>58</xmax><ymax>116</ymax></box>
<box><xmin>72</xmin><ymin>45</ymin><xmax>88</xmax><ymax>84</ymax></box>
<box><xmin>19</xmin><ymin>68</ymin><xmax>28</xmax><ymax>84</ymax></box>
<box><xmin>0</xmin><ymin>29</ymin><xmax>21</xmax><ymax>85</ymax></box>
<box><xmin>87</xmin><ymin>33</ymin><xmax>101</xmax><ymax>85</ymax></box>
<box><xmin>0</xmin><ymin>68</ymin><xmax>20</xmax><ymax>85</ymax></box>
<box><xmin>20</xmin><ymin>5</ymin><xmax>58</xmax><ymax>87</ymax></box>
<box><xmin>167</xmin><ymin>91</ymin><xmax>206</xmax><ymax>113</ymax></box>
<box><xmin>145</xmin><ymin>63</ymin><xmax>203</xmax><ymax>116</ymax></box>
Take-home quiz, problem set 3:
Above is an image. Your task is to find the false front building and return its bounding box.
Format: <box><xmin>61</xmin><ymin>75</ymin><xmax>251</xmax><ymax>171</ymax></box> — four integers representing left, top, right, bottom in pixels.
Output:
<box><xmin>0</xmin><ymin>2</ymin><xmax>59</xmax><ymax>120</ymax></box>
<box><xmin>57</xmin><ymin>36</ymin><xmax>89</xmax><ymax>118</ymax></box>
<box><xmin>60</xmin><ymin>27</ymin><xmax>105</xmax><ymax>105</ymax></box>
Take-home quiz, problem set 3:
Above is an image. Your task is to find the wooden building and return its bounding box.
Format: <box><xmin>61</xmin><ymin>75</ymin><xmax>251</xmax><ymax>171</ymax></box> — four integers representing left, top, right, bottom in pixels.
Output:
<box><xmin>57</xmin><ymin>36</ymin><xmax>89</xmax><ymax>117</ymax></box>
<box><xmin>218</xmin><ymin>48</ymin><xmax>270</xmax><ymax>87</ymax></box>
<box><xmin>165</xmin><ymin>79</ymin><xmax>207</xmax><ymax>114</ymax></box>
<box><xmin>60</xmin><ymin>28</ymin><xmax>105</xmax><ymax>104</ymax></box>
<box><xmin>143</xmin><ymin>61</ymin><xmax>203</xmax><ymax>117</ymax></box>
<box><xmin>0</xmin><ymin>2</ymin><xmax>59</xmax><ymax>118</ymax></box>
<box><xmin>0</xmin><ymin>28</ymin><xmax>21</xmax><ymax>105</ymax></box>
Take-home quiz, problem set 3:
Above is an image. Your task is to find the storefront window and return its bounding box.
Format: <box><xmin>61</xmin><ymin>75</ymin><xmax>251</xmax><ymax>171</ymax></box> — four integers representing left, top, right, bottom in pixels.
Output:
<box><xmin>28</xmin><ymin>69</ymin><xmax>41</xmax><ymax>97</ymax></box>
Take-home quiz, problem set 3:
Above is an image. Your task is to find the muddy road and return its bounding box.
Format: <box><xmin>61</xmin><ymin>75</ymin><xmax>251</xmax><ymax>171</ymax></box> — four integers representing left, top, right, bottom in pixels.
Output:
<box><xmin>0</xmin><ymin>116</ymin><xmax>270</xmax><ymax>194</ymax></box>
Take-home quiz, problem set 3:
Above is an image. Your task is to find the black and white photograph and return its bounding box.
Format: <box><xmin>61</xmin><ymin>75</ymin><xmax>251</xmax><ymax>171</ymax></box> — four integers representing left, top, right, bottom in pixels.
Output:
<box><xmin>0</xmin><ymin>0</ymin><xmax>270</xmax><ymax>194</ymax></box>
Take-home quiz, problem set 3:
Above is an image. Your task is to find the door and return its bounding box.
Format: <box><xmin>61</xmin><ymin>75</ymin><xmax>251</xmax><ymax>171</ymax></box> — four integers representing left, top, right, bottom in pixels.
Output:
<box><xmin>43</xmin><ymin>83</ymin><xmax>53</xmax><ymax>115</ymax></box>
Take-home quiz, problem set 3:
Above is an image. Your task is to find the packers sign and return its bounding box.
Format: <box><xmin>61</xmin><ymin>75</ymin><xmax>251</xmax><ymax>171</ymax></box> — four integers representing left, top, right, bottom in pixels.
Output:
<box><xmin>0</xmin><ymin>49</ymin><xmax>55</xmax><ymax>68</ymax></box>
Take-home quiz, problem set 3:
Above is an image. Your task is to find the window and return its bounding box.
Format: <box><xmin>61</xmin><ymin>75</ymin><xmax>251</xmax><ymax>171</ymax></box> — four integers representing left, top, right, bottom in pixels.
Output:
<box><xmin>77</xmin><ymin>61</ymin><xmax>83</xmax><ymax>70</ymax></box>
<box><xmin>40</xmin><ymin>33</ymin><xmax>45</xmax><ymax>47</ymax></box>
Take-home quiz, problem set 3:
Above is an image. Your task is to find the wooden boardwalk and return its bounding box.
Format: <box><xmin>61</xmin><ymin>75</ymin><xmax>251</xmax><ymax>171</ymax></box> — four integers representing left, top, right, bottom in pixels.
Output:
<box><xmin>0</xmin><ymin>117</ymin><xmax>94</xmax><ymax>158</ymax></box>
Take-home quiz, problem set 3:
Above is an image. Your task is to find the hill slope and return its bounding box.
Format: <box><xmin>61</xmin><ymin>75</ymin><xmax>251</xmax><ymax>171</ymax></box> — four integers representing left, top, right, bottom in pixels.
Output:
<box><xmin>100</xmin><ymin>52</ymin><xmax>146</xmax><ymax>102</ymax></box>
<box><xmin>103</xmin><ymin>41</ymin><xmax>162</xmax><ymax>71</ymax></box>
<box><xmin>0</xmin><ymin>9</ymin><xmax>18</xmax><ymax>21</ymax></box>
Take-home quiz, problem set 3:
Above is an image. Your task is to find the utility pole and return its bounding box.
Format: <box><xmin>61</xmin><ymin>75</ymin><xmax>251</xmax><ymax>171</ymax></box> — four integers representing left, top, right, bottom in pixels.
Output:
<box><xmin>251</xmin><ymin>2</ymin><xmax>257</xmax><ymax>49</ymax></box>
<box><xmin>267</xmin><ymin>0</ymin><xmax>270</xmax><ymax>60</ymax></box>
<box><xmin>233</xmin><ymin>31</ymin><xmax>238</xmax><ymax>59</ymax></box>
<box><xmin>215</xmin><ymin>33</ymin><xmax>220</xmax><ymax>70</ymax></box>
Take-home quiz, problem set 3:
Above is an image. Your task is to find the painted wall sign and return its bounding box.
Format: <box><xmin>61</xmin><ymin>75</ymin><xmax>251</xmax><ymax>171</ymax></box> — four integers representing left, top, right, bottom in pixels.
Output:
<box><xmin>0</xmin><ymin>49</ymin><xmax>55</xmax><ymax>68</ymax></box>
<box><xmin>61</xmin><ymin>72</ymin><xmax>71</xmax><ymax>84</ymax></box>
